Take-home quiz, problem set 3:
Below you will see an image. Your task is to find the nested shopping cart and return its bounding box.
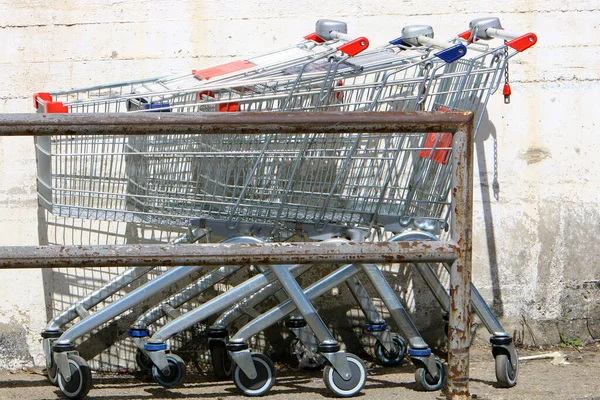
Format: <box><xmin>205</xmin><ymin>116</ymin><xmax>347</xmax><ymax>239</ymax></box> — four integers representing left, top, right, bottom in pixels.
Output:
<box><xmin>34</xmin><ymin>17</ymin><xmax>536</xmax><ymax>400</ymax></box>
<box><xmin>35</xmin><ymin>20</ymin><xmax>430</xmax><ymax>399</ymax></box>
<box><xmin>120</xmin><ymin>17</ymin><xmax>535</xmax><ymax>395</ymax></box>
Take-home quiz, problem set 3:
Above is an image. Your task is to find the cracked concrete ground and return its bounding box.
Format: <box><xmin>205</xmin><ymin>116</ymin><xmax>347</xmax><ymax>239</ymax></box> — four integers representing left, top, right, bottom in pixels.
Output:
<box><xmin>0</xmin><ymin>345</ymin><xmax>598</xmax><ymax>400</ymax></box>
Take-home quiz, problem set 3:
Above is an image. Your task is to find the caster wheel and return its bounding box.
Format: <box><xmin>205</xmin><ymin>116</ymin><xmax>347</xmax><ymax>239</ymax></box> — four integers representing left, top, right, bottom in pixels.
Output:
<box><xmin>415</xmin><ymin>359</ymin><xmax>445</xmax><ymax>391</ymax></box>
<box><xmin>232</xmin><ymin>353</ymin><xmax>276</xmax><ymax>396</ymax></box>
<box><xmin>135</xmin><ymin>349</ymin><xmax>154</xmax><ymax>374</ymax></box>
<box><xmin>152</xmin><ymin>354</ymin><xmax>186</xmax><ymax>388</ymax></box>
<box><xmin>57</xmin><ymin>354</ymin><xmax>92</xmax><ymax>400</ymax></box>
<box><xmin>375</xmin><ymin>334</ymin><xmax>407</xmax><ymax>367</ymax></box>
<box><xmin>210</xmin><ymin>341</ymin><xmax>233</xmax><ymax>380</ymax></box>
<box><xmin>495</xmin><ymin>353</ymin><xmax>518</xmax><ymax>388</ymax></box>
<box><xmin>323</xmin><ymin>353</ymin><xmax>367</xmax><ymax>397</ymax></box>
<box><xmin>46</xmin><ymin>357</ymin><xmax>59</xmax><ymax>386</ymax></box>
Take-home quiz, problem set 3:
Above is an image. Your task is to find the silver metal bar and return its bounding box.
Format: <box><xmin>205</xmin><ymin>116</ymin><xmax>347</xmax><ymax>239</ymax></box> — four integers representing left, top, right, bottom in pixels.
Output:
<box><xmin>148</xmin><ymin>264</ymin><xmax>304</xmax><ymax>343</ymax></box>
<box><xmin>46</xmin><ymin>266</ymin><xmax>154</xmax><ymax>331</ymax></box>
<box><xmin>270</xmin><ymin>264</ymin><xmax>337</xmax><ymax>344</ymax></box>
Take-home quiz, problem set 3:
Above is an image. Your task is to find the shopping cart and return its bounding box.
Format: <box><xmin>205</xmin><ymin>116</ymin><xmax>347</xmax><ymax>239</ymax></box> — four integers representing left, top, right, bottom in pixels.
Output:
<box><xmin>37</xmin><ymin>20</ymin><xmax>424</xmax><ymax>399</ymax></box>
<box><xmin>36</xmin><ymin>17</ymin><xmax>535</xmax><ymax>399</ymax></box>
<box><xmin>36</xmin><ymin>18</ymin><xmax>374</xmax><ymax>366</ymax></box>
<box><xmin>131</xmin><ymin>18</ymin><xmax>535</xmax><ymax>395</ymax></box>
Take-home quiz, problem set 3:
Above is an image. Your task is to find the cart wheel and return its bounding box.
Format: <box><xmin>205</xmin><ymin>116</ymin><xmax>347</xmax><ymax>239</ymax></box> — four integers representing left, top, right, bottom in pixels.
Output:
<box><xmin>323</xmin><ymin>353</ymin><xmax>367</xmax><ymax>397</ymax></box>
<box><xmin>135</xmin><ymin>349</ymin><xmax>154</xmax><ymax>374</ymax></box>
<box><xmin>210</xmin><ymin>341</ymin><xmax>233</xmax><ymax>380</ymax></box>
<box><xmin>375</xmin><ymin>334</ymin><xmax>407</xmax><ymax>367</ymax></box>
<box><xmin>495</xmin><ymin>353</ymin><xmax>518</xmax><ymax>388</ymax></box>
<box><xmin>415</xmin><ymin>359</ymin><xmax>445</xmax><ymax>391</ymax></box>
<box><xmin>152</xmin><ymin>354</ymin><xmax>186</xmax><ymax>388</ymax></box>
<box><xmin>57</xmin><ymin>354</ymin><xmax>92</xmax><ymax>400</ymax></box>
<box><xmin>46</xmin><ymin>356</ymin><xmax>59</xmax><ymax>386</ymax></box>
<box><xmin>232</xmin><ymin>353</ymin><xmax>276</xmax><ymax>396</ymax></box>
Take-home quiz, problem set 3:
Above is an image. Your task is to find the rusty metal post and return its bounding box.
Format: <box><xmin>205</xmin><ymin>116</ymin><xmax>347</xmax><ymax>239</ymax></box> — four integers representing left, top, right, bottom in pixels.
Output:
<box><xmin>446</xmin><ymin>119</ymin><xmax>474</xmax><ymax>399</ymax></box>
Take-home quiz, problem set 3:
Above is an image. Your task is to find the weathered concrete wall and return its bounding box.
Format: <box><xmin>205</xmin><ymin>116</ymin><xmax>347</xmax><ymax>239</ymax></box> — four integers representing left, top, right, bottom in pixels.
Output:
<box><xmin>0</xmin><ymin>1</ymin><xmax>598</xmax><ymax>369</ymax></box>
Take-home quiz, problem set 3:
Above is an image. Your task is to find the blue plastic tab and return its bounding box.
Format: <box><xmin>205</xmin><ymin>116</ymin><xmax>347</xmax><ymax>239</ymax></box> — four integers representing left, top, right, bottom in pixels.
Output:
<box><xmin>365</xmin><ymin>323</ymin><xmax>388</xmax><ymax>332</ymax></box>
<box><xmin>144</xmin><ymin>102</ymin><xmax>172</xmax><ymax>112</ymax></box>
<box><xmin>408</xmin><ymin>347</ymin><xmax>432</xmax><ymax>357</ymax></box>
<box><xmin>434</xmin><ymin>43</ymin><xmax>467</xmax><ymax>63</ymax></box>
<box><xmin>388</xmin><ymin>36</ymin><xmax>405</xmax><ymax>46</ymax></box>
<box><xmin>144</xmin><ymin>342</ymin><xmax>167</xmax><ymax>352</ymax></box>
<box><xmin>127</xmin><ymin>328</ymin><xmax>150</xmax><ymax>338</ymax></box>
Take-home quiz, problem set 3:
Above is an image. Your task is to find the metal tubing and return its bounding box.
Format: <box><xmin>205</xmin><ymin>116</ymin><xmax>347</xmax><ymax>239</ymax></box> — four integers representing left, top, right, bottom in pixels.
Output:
<box><xmin>148</xmin><ymin>264</ymin><xmax>304</xmax><ymax>343</ymax></box>
<box><xmin>0</xmin><ymin>240</ymin><xmax>459</xmax><ymax>269</ymax></box>
<box><xmin>214</xmin><ymin>265</ymin><xmax>313</xmax><ymax>327</ymax></box>
<box><xmin>232</xmin><ymin>263</ymin><xmax>362</xmax><ymax>342</ymax></box>
<box><xmin>46</xmin><ymin>266</ymin><xmax>154</xmax><ymax>331</ymax></box>
<box><xmin>447</xmin><ymin>124</ymin><xmax>474</xmax><ymax>399</ymax></box>
<box><xmin>0</xmin><ymin>111</ymin><xmax>473</xmax><ymax>137</ymax></box>
<box><xmin>56</xmin><ymin>265</ymin><xmax>203</xmax><ymax>345</ymax></box>
<box><xmin>269</xmin><ymin>264</ymin><xmax>337</xmax><ymax>344</ymax></box>
<box><xmin>345</xmin><ymin>275</ymin><xmax>385</xmax><ymax>324</ymax></box>
<box><xmin>133</xmin><ymin>266</ymin><xmax>241</xmax><ymax>329</ymax></box>
<box><xmin>359</xmin><ymin>263</ymin><xmax>428</xmax><ymax>349</ymax></box>
<box><xmin>134</xmin><ymin>236</ymin><xmax>265</xmax><ymax>329</ymax></box>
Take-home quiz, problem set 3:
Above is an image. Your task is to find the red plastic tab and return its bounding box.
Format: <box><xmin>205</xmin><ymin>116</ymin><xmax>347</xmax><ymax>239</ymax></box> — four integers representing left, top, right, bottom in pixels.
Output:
<box><xmin>503</xmin><ymin>83</ymin><xmax>512</xmax><ymax>97</ymax></box>
<box><xmin>506</xmin><ymin>33</ymin><xmax>537</xmax><ymax>52</ymax></box>
<box><xmin>457</xmin><ymin>30</ymin><xmax>479</xmax><ymax>43</ymax></box>
<box><xmin>304</xmin><ymin>32</ymin><xmax>325</xmax><ymax>43</ymax></box>
<box><xmin>419</xmin><ymin>107</ymin><xmax>452</xmax><ymax>164</ymax></box>
<box><xmin>193</xmin><ymin>60</ymin><xmax>255</xmax><ymax>80</ymax></box>
<box><xmin>218</xmin><ymin>102</ymin><xmax>239</xmax><ymax>112</ymax></box>
<box><xmin>337</xmin><ymin>36</ymin><xmax>369</xmax><ymax>56</ymax></box>
<box><xmin>33</xmin><ymin>92</ymin><xmax>68</xmax><ymax>113</ymax></box>
<box><xmin>335</xmin><ymin>80</ymin><xmax>344</xmax><ymax>100</ymax></box>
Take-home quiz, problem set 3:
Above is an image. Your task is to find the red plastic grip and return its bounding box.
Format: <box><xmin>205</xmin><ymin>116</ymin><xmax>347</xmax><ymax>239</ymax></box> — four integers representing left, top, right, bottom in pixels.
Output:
<box><xmin>506</xmin><ymin>33</ymin><xmax>537</xmax><ymax>52</ymax></box>
<box><xmin>337</xmin><ymin>36</ymin><xmax>369</xmax><ymax>57</ymax></box>
<box><xmin>419</xmin><ymin>107</ymin><xmax>452</xmax><ymax>164</ymax></box>
<box><xmin>33</xmin><ymin>92</ymin><xmax>68</xmax><ymax>113</ymax></box>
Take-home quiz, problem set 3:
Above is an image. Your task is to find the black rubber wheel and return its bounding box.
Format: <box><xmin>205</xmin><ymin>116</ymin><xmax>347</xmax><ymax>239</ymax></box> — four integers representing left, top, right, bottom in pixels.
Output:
<box><xmin>323</xmin><ymin>353</ymin><xmax>367</xmax><ymax>397</ymax></box>
<box><xmin>210</xmin><ymin>341</ymin><xmax>233</xmax><ymax>380</ymax></box>
<box><xmin>152</xmin><ymin>354</ymin><xmax>186</xmax><ymax>388</ymax></box>
<box><xmin>415</xmin><ymin>359</ymin><xmax>445</xmax><ymax>391</ymax></box>
<box><xmin>495</xmin><ymin>353</ymin><xmax>518</xmax><ymax>388</ymax></box>
<box><xmin>57</xmin><ymin>354</ymin><xmax>92</xmax><ymax>400</ymax></box>
<box><xmin>46</xmin><ymin>356</ymin><xmax>59</xmax><ymax>386</ymax></box>
<box><xmin>232</xmin><ymin>353</ymin><xmax>276</xmax><ymax>396</ymax></box>
<box><xmin>135</xmin><ymin>349</ymin><xmax>154</xmax><ymax>374</ymax></box>
<box><xmin>375</xmin><ymin>334</ymin><xmax>407</xmax><ymax>367</ymax></box>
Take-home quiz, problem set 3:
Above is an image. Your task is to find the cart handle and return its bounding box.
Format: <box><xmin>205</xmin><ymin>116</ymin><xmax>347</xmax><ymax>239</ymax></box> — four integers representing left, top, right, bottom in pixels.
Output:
<box><xmin>458</xmin><ymin>17</ymin><xmax>537</xmax><ymax>52</ymax></box>
<box><xmin>390</xmin><ymin>26</ymin><xmax>466</xmax><ymax>63</ymax></box>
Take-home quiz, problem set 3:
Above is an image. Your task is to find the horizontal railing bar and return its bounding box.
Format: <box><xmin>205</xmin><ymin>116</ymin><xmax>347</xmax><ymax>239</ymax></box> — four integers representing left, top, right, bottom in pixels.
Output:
<box><xmin>0</xmin><ymin>241</ymin><xmax>459</xmax><ymax>269</ymax></box>
<box><xmin>0</xmin><ymin>111</ymin><xmax>473</xmax><ymax>136</ymax></box>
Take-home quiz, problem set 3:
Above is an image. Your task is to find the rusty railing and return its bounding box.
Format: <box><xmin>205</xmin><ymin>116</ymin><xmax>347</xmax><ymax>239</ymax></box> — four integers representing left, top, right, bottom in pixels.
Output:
<box><xmin>0</xmin><ymin>111</ymin><xmax>473</xmax><ymax>399</ymax></box>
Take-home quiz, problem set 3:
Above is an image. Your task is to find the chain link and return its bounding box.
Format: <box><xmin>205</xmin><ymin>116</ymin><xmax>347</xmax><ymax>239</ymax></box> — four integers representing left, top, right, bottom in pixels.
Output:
<box><xmin>504</xmin><ymin>41</ymin><xmax>510</xmax><ymax>87</ymax></box>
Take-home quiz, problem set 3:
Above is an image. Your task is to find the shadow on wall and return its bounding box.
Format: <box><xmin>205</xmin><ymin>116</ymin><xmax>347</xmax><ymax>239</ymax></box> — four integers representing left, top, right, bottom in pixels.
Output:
<box><xmin>473</xmin><ymin>105</ymin><xmax>504</xmax><ymax>317</ymax></box>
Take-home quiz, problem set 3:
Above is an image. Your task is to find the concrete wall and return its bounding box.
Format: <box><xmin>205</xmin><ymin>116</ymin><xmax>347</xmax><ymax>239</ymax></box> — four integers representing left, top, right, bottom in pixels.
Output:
<box><xmin>0</xmin><ymin>0</ymin><xmax>598</xmax><ymax>369</ymax></box>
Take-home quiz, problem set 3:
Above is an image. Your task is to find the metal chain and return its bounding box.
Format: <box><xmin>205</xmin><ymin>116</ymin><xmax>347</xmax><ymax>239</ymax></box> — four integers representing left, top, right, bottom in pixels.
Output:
<box><xmin>504</xmin><ymin>42</ymin><xmax>510</xmax><ymax>87</ymax></box>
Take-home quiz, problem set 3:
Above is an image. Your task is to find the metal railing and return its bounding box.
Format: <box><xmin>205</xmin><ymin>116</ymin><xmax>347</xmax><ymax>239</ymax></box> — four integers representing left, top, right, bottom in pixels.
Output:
<box><xmin>0</xmin><ymin>111</ymin><xmax>473</xmax><ymax>399</ymax></box>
